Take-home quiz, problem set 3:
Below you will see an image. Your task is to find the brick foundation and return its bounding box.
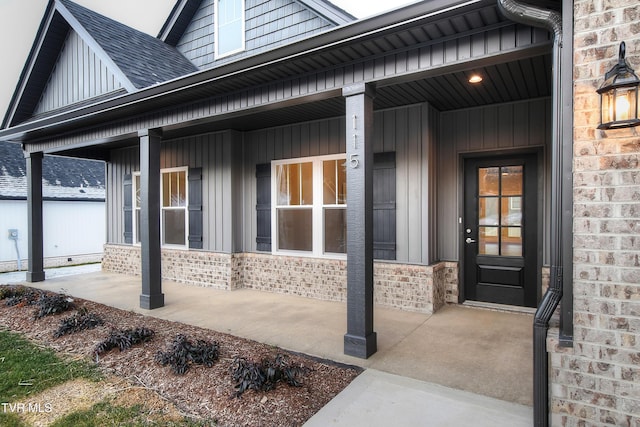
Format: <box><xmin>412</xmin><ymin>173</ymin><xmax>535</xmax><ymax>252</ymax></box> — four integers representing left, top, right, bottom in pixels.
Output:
<box><xmin>102</xmin><ymin>244</ymin><xmax>456</xmax><ymax>313</ymax></box>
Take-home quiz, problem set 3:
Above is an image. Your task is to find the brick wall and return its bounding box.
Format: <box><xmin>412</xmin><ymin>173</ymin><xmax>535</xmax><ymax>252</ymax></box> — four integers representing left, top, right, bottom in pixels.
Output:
<box><xmin>549</xmin><ymin>0</ymin><xmax>640</xmax><ymax>424</ymax></box>
<box><xmin>102</xmin><ymin>244</ymin><xmax>234</xmax><ymax>290</ymax></box>
<box><xmin>102</xmin><ymin>244</ymin><xmax>453</xmax><ymax>313</ymax></box>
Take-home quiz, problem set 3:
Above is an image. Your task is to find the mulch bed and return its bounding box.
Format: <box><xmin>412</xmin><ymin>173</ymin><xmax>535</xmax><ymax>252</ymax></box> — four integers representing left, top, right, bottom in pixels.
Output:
<box><xmin>0</xmin><ymin>284</ymin><xmax>361</xmax><ymax>426</ymax></box>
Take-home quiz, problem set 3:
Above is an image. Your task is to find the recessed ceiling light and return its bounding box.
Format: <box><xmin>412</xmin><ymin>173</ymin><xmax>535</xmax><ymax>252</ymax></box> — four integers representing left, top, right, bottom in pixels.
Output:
<box><xmin>468</xmin><ymin>74</ymin><xmax>483</xmax><ymax>84</ymax></box>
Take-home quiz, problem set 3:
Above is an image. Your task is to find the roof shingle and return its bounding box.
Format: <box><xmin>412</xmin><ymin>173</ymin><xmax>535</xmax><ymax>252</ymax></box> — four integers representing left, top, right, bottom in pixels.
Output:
<box><xmin>59</xmin><ymin>0</ymin><xmax>198</xmax><ymax>89</ymax></box>
<box><xmin>0</xmin><ymin>141</ymin><xmax>105</xmax><ymax>200</ymax></box>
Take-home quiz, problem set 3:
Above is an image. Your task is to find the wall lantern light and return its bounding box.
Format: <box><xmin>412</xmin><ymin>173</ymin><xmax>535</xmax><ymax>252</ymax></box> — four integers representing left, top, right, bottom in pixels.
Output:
<box><xmin>597</xmin><ymin>41</ymin><xmax>640</xmax><ymax>130</ymax></box>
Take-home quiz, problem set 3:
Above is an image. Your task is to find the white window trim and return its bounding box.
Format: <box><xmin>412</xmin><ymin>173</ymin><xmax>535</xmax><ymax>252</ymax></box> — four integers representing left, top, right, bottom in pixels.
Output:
<box><xmin>214</xmin><ymin>0</ymin><xmax>246</xmax><ymax>59</ymax></box>
<box><xmin>271</xmin><ymin>154</ymin><xmax>346</xmax><ymax>259</ymax></box>
<box><xmin>132</xmin><ymin>167</ymin><xmax>189</xmax><ymax>249</ymax></box>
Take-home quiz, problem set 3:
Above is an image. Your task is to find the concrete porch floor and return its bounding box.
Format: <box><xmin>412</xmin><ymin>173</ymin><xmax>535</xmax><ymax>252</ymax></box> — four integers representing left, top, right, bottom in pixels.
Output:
<box><xmin>9</xmin><ymin>268</ymin><xmax>535</xmax><ymax>406</ymax></box>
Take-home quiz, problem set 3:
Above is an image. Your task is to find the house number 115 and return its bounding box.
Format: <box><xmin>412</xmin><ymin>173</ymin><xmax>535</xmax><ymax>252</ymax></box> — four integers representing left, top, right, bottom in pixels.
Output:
<box><xmin>349</xmin><ymin>154</ymin><xmax>359</xmax><ymax>168</ymax></box>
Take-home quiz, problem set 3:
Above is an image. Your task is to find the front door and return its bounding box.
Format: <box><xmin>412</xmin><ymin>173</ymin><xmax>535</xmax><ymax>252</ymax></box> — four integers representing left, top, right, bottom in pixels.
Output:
<box><xmin>463</xmin><ymin>154</ymin><xmax>538</xmax><ymax>308</ymax></box>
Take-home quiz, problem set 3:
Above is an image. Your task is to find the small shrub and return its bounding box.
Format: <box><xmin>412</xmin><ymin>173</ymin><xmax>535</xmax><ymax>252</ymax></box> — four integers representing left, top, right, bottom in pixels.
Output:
<box><xmin>231</xmin><ymin>354</ymin><xmax>305</xmax><ymax>397</ymax></box>
<box><xmin>94</xmin><ymin>327</ymin><xmax>155</xmax><ymax>355</ymax></box>
<box><xmin>0</xmin><ymin>286</ymin><xmax>12</xmax><ymax>299</ymax></box>
<box><xmin>54</xmin><ymin>307</ymin><xmax>104</xmax><ymax>338</ymax></box>
<box><xmin>2</xmin><ymin>286</ymin><xmax>42</xmax><ymax>307</ymax></box>
<box><xmin>33</xmin><ymin>293</ymin><xmax>75</xmax><ymax>319</ymax></box>
<box><xmin>156</xmin><ymin>334</ymin><xmax>220</xmax><ymax>374</ymax></box>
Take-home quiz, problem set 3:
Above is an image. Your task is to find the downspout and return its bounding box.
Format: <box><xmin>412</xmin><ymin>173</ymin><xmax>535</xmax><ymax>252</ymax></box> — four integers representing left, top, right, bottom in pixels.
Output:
<box><xmin>496</xmin><ymin>1</ymin><xmax>563</xmax><ymax>426</ymax></box>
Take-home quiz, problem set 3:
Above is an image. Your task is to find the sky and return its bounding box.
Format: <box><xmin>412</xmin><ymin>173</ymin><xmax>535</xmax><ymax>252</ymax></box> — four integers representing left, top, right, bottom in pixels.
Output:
<box><xmin>0</xmin><ymin>0</ymin><xmax>417</xmax><ymax>124</ymax></box>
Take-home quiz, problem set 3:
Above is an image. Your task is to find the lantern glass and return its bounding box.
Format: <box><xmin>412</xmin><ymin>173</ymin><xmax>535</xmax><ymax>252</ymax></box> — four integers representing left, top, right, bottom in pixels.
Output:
<box><xmin>603</xmin><ymin>86</ymin><xmax>637</xmax><ymax>123</ymax></box>
<box><xmin>597</xmin><ymin>41</ymin><xmax>640</xmax><ymax>129</ymax></box>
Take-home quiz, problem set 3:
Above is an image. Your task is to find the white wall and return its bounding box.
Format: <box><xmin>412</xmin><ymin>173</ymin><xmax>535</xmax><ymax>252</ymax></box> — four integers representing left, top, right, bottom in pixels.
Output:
<box><xmin>0</xmin><ymin>199</ymin><xmax>105</xmax><ymax>268</ymax></box>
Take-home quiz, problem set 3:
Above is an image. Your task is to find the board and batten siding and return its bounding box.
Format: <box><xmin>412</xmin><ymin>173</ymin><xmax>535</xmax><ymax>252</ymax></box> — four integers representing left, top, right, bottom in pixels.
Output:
<box><xmin>27</xmin><ymin>23</ymin><xmax>547</xmax><ymax>154</ymax></box>
<box><xmin>437</xmin><ymin>97</ymin><xmax>552</xmax><ymax>262</ymax></box>
<box><xmin>176</xmin><ymin>0</ymin><xmax>334</xmax><ymax>69</ymax></box>
<box><xmin>243</xmin><ymin>103</ymin><xmax>439</xmax><ymax>265</ymax></box>
<box><xmin>35</xmin><ymin>30</ymin><xmax>124</xmax><ymax>115</ymax></box>
<box><xmin>106</xmin><ymin>131</ymin><xmax>241</xmax><ymax>253</ymax></box>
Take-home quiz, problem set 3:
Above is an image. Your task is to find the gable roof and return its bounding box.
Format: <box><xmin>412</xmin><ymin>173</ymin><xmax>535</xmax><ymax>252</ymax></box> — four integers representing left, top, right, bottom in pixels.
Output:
<box><xmin>0</xmin><ymin>141</ymin><xmax>105</xmax><ymax>200</ymax></box>
<box><xmin>158</xmin><ymin>0</ymin><xmax>356</xmax><ymax>46</ymax></box>
<box><xmin>2</xmin><ymin>0</ymin><xmax>197</xmax><ymax>129</ymax></box>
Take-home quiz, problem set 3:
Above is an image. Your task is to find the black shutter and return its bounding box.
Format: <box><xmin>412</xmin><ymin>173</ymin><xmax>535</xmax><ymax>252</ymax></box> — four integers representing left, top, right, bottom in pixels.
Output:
<box><xmin>123</xmin><ymin>174</ymin><xmax>133</xmax><ymax>244</ymax></box>
<box><xmin>373</xmin><ymin>152</ymin><xmax>396</xmax><ymax>260</ymax></box>
<box><xmin>188</xmin><ymin>167</ymin><xmax>203</xmax><ymax>249</ymax></box>
<box><xmin>255</xmin><ymin>163</ymin><xmax>272</xmax><ymax>251</ymax></box>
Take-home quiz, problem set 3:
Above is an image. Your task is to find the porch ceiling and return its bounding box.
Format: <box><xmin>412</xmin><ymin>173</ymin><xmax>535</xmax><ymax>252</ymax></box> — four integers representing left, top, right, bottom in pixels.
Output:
<box><xmin>155</xmin><ymin>52</ymin><xmax>552</xmax><ymax>140</ymax></box>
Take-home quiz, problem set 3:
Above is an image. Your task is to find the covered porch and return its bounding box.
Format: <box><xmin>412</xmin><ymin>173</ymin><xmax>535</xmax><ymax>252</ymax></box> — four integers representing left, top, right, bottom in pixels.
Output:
<box><xmin>25</xmin><ymin>268</ymin><xmax>533</xmax><ymax>407</ymax></box>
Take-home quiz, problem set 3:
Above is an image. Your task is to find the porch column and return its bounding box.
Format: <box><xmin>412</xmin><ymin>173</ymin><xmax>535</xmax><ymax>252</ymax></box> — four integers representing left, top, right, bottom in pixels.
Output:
<box><xmin>26</xmin><ymin>151</ymin><xmax>45</xmax><ymax>282</ymax></box>
<box><xmin>139</xmin><ymin>129</ymin><xmax>164</xmax><ymax>309</ymax></box>
<box><xmin>343</xmin><ymin>82</ymin><xmax>377</xmax><ymax>358</ymax></box>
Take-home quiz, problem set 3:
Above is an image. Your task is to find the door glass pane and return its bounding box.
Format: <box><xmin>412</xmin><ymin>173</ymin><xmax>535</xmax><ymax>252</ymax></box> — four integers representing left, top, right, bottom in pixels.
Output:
<box><xmin>277</xmin><ymin>209</ymin><xmax>312</xmax><ymax>251</ymax></box>
<box><xmin>324</xmin><ymin>208</ymin><xmax>346</xmax><ymax>253</ymax></box>
<box><xmin>163</xmin><ymin>210</ymin><xmax>185</xmax><ymax>245</ymax></box>
<box><xmin>501</xmin><ymin>166</ymin><xmax>523</xmax><ymax>196</ymax></box>
<box><xmin>502</xmin><ymin>197</ymin><xmax>522</xmax><ymax>226</ymax></box>
<box><xmin>479</xmin><ymin>226</ymin><xmax>499</xmax><ymax>255</ymax></box>
<box><xmin>479</xmin><ymin>167</ymin><xmax>499</xmax><ymax>196</ymax></box>
<box><xmin>501</xmin><ymin>227</ymin><xmax>522</xmax><ymax>256</ymax></box>
<box><xmin>479</xmin><ymin>198</ymin><xmax>499</xmax><ymax>225</ymax></box>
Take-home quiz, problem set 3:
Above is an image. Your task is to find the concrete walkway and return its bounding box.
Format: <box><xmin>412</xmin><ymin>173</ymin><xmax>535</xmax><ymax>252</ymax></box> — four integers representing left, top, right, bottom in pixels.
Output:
<box><xmin>1</xmin><ymin>265</ymin><xmax>533</xmax><ymax>425</ymax></box>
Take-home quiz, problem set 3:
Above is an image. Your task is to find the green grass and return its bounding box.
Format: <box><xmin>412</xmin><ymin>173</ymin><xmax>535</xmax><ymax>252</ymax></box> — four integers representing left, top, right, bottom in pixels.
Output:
<box><xmin>0</xmin><ymin>330</ymin><xmax>212</xmax><ymax>426</ymax></box>
<box><xmin>51</xmin><ymin>401</ymin><xmax>214</xmax><ymax>427</ymax></box>
<box><xmin>0</xmin><ymin>329</ymin><xmax>99</xmax><ymax>426</ymax></box>
<box><xmin>0</xmin><ymin>412</ymin><xmax>27</xmax><ymax>427</ymax></box>
<box><xmin>0</xmin><ymin>329</ymin><xmax>99</xmax><ymax>402</ymax></box>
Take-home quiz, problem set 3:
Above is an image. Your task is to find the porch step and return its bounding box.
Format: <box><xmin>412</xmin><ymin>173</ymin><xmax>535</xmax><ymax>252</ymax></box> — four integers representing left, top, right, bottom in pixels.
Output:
<box><xmin>462</xmin><ymin>300</ymin><xmax>536</xmax><ymax>315</ymax></box>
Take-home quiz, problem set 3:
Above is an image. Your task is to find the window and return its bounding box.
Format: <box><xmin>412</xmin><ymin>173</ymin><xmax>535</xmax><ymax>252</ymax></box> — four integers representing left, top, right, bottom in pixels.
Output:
<box><xmin>133</xmin><ymin>168</ymin><xmax>189</xmax><ymax>248</ymax></box>
<box><xmin>272</xmin><ymin>155</ymin><xmax>346</xmax><ymax>257</ymax></box>
<box><xmin>215</xmin><ymin>0</ymin><xmax>245</xmax><ymax>58</ymax></box>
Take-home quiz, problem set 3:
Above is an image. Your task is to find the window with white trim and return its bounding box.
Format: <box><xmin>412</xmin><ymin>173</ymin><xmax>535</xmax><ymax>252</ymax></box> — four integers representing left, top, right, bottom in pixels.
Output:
<box><xmin>133</xmin><ymin>167</ymin><xmax>189</xmax><ymax>247</ymax></box>
<box><xmin>272</xmin><ymin>155</ymin><xmax>346</xmax><ymax>257</ymax></box>
<box><xmin>215</xmin><ymin>0</ymin><xmax>245</xmax><ymax>59</ymax></box>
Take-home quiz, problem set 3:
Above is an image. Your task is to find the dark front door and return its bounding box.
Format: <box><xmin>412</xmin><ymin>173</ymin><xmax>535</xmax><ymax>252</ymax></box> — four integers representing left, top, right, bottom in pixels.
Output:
<box><xmin>463</xmin><ymin>154</ymin><xmax>538</xmax><ymax>308</ymax></box>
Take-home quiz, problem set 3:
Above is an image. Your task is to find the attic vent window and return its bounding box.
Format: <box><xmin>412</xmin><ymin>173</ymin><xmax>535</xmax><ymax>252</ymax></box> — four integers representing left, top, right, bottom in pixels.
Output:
<box><xmin>215</xmin><ymin>0</ymin><xmax>245</xmax><ymax>59</ymax></box>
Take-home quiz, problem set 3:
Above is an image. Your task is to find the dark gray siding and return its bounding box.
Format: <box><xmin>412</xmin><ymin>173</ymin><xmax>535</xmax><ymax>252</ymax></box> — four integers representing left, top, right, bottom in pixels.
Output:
<box><xmin>242</xmin><ymin>104</ymin><xmax>439</xmax><ymax>264</ymax></box>
<box><xmin>437</xmin><ymin>97</ymin><xmax>551</xmax><ymax>262</ymax></box>
<box><xmin>176</xmin><ymin>0</ymin><xmax>334</xmax><ymax>69</ymax></box>
<box><xmin>105</xmin><ymin>100</ymin><xmax>547</xmax><ymax>265</ymax></box>
<box><xmin>35</xmin><ymin>30</ymin><xmax>124</xmax><ymax>114</ymax></box>
<box><xmin>106</xmin><ymin>131</ymin><xmax>239</xmax><ymax>252</ymax></box>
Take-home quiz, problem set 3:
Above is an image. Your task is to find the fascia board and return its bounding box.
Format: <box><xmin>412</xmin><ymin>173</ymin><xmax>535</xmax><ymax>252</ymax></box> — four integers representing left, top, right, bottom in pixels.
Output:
<box><xmin>1</xmin><ymin>1</ymin><xmax>58</xmax><ymax>129</ymax></box>
<box><xmin>297</xmin><ymin>0</ymin><xmax>356</xmax><ymax>25</ymax></box>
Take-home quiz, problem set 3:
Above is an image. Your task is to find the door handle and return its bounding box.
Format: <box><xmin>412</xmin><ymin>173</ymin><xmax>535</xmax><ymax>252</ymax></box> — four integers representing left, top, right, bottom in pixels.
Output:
<box><xmin>465</xmin><ymin>237</ymin><xmax>476</xmax><ymax>244</ymax></box>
